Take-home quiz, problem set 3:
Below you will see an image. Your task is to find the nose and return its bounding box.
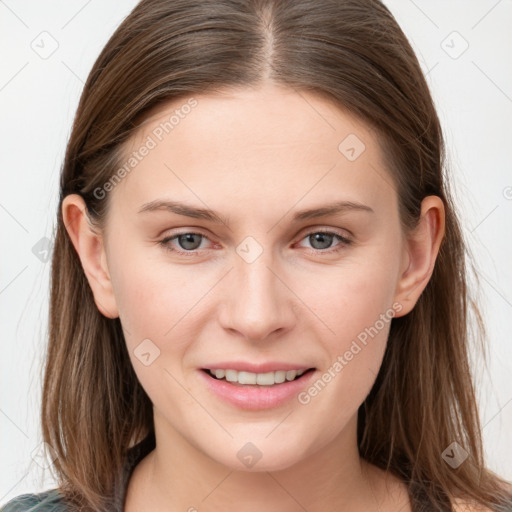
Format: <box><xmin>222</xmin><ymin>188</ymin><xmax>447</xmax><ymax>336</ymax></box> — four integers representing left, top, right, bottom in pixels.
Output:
<box><xmin>218</xmin><ymin>249</ymin><xmax>296</xmax><ymax>342</ymax></box>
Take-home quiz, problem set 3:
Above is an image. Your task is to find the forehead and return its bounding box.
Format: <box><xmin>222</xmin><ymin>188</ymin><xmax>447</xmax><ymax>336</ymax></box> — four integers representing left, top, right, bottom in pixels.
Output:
<box><xmin>112</xmin><ymin>84</ymin><xmax>397</xmax><ymax>219</ymax></box>
<box><xmin>132</xmin><ymin>84</ymin><xmax>376</xmax><ymax>151</ymax></box>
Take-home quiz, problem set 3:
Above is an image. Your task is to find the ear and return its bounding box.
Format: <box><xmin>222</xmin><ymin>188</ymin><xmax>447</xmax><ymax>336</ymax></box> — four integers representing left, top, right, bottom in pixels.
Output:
<box><xmin>61</xmin><ymin>194</ymin><xmax>119</xmax><ymax>319</ymax></box>
<box><xmin>393</xmin><ymin>195</ymin><xmax>445</xmax><ymax>317</ymax></box>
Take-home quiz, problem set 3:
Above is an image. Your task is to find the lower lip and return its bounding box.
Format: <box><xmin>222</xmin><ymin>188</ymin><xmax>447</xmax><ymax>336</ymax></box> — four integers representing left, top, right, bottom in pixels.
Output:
<box><xmin>198</xmin><ymin>369</ymin><xmax>316</xmax><ymax>410</ymax></box>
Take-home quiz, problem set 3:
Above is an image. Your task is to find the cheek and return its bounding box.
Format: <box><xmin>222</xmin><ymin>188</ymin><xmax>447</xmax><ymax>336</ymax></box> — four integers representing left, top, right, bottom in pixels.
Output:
<box><xmin>304</xmin><ymin>248</ymin><xmax>400</xmax><ymax>344</ymax></box>
<box><xmin>110</xmin><ymin>266</ymin><xmax>163</xmax><ymax>340</ymax></box>
<box><xmin>113</xmin><ymin>260</ymin><xmax>199</xmax><ymax>407</ymax></box>
<box><xmin>298</xmin><ymin>298</ymin><xmax>392</xmax><ymax>442</ymax></box>
<box><xmin>109</xmin><ymin>241</ymin><xmax>196</xmax><ymax>337</ymax></box>
<box><xmin>295</xmin><ymin>249</ymin><xmax>399</xmax><ymax>419</ymax></box>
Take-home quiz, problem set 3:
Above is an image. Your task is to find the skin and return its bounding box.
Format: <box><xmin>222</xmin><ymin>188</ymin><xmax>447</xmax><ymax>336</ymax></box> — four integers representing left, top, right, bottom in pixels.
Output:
<box><xmin>63</xmin><ymin>83</ymin><xmax>446</xmax><ymax>512</ymax></box>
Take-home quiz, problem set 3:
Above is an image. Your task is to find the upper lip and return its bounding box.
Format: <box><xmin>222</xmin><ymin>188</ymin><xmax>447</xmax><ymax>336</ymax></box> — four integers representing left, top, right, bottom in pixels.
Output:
<box><xmin>202</xmin><ymin>361</ymin><xmax>315</xmax><ymax>373</ymax></box>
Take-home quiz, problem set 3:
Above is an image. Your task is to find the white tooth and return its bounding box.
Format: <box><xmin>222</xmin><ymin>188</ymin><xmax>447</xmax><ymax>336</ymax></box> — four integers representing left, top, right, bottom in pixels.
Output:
<box><xmin>274</xmin><ymin>370</ymin><xmax>286</xmax><ymax>383</ymax></box>
<box><xmin>286</xmin><ymin>370</ymin><xmax>297</xmax><ymax>381</ymax></box>
<box><xmin>238</xmin><ymin>371</ymin><xmax>257</xmax><ymax>384</ymax></box>
<box><xmin>212</xmin><ymin>368</ymin><xmax>308</xmax><ymax>385</ymax></box>
<box><xmin>256</xmin><ymin>372</ymin><xmax>275</xmax><ymax>385</ymax></box>
<box><xmin>225</xmin><ymin>369</ymin><xmax>238</xmax><ymax>382</ymax></box>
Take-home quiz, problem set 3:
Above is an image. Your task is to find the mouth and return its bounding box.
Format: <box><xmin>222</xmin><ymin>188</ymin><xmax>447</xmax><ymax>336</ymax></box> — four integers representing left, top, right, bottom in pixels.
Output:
<box><xmin>201</xmin><ymin>367</ymin><xmax>316</xmax><ymax>387</ymax></box>
<box><xmin>199</xmin><ymin>366</ymin><xmax>318</xmax><ymax>410</ymax></box>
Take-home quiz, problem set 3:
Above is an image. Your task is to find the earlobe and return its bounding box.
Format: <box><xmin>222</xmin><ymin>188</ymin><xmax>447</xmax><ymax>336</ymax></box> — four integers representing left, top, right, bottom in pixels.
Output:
<box><xmin>61</xmin><ymin>194</ymin><xmax>119</xmax><ymax>319</ymax></box>
<box><xmin>393</xmin><ymin>196</ymin><xmax>445</xmax><ymax>317</ymax></box>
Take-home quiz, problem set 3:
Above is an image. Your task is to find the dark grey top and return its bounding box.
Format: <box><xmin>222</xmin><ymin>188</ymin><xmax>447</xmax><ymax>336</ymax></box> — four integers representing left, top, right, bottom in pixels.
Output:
<box><xmin>0</xmin><ymin>431</ymin><xmax>156</xmax><ymax>512</ymax></box>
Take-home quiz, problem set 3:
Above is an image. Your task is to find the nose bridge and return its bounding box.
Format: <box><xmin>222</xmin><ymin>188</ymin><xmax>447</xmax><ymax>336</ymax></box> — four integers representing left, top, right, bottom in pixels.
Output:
<box><xmin>220</xmin><ymin>238</ymin><xmax>292</xmax><ymax>341</ymax></box>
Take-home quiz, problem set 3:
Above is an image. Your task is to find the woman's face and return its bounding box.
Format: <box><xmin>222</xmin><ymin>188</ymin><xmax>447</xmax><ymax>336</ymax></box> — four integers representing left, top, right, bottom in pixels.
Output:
<box><xmin>93</xmin><ymin>84</ymin><xmax>417</xmax><ymax>471</ymax></box>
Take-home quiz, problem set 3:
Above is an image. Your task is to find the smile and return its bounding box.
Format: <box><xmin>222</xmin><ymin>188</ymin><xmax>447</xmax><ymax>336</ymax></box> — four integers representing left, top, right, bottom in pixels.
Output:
<box><xmin>199</xmin><ymin>367</ymin><xmax>317</xmax><ymax>410</ymax></box>
<box><xmin>205</xmin><ymin>368</ymin><xmax>313</xmax><ymax>386</ymax></box>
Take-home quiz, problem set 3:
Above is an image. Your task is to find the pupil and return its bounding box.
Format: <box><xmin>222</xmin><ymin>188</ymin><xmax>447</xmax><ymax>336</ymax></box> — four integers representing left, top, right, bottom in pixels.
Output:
<box><xmin>179</xmin><ymin>233</ymin><xmax>201</xmax><ymax>250</ymax></box>
<box><xmin>310</xmin><ymin>233</ymin><xmax>333</xmax><ymax>250</ymax></box>
<box><xmin>178</xmin><ymin>233</ymin><xmax>333</xmax><ymax>251</ymax></box>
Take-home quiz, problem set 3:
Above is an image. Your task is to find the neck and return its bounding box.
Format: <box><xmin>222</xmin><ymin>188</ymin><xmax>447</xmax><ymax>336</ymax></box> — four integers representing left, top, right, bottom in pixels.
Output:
<box><xmin>126</xmin><ymin>410</ymin><xmax>395</xmax><ymax>512</ymax></box>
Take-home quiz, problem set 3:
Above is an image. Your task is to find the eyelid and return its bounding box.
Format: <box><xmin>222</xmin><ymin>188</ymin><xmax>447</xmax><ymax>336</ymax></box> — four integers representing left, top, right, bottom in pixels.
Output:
<box><xmin>293</xmin><ymin>229</ymin><xmax>352</xmax><ymax>253</ymax></box>
<box><xmin>158</xmin><ymin>226</ymin><xmax>353</xmax><ymax>256</ymax></box>
<box><xmin>295</xmin><ymin>225</ymin><xmax>353</xmax><ymax>242</ymax></box>
<box><xmin>159</xmin><ymin>230</ymin><xmax>214</xmax><ymax>256</ymax></box>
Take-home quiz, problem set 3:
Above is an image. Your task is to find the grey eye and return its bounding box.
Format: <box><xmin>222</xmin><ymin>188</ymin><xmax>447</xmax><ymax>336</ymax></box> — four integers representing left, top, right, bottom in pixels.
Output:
<box><xmin>177</xmin><ymin>233</ymin><xmax>203</xmax><ymax>250</ymax></box>
<box><xmin>308</xmin><ymin>232</ymin><xmax>335</xmax><ymax>250</ymax></box>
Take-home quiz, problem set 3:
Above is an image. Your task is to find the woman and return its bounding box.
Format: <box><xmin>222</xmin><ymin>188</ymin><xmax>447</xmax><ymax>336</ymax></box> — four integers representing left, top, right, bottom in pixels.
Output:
<box><xmin>2</xmin><ymin>0</ymin><xmax>511</xmax><ymax>511</ymax></box>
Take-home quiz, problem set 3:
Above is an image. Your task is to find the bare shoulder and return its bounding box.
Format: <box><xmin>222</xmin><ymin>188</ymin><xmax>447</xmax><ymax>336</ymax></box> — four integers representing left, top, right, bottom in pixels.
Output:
<box><xmin>452</xmin><ymin>497</ymin><xmax>493</xmax><ymax>512</ymax></box>
<box><xmin>452</xmin><ymin>507</ymin><xmax>492</xmax><ymax>512</ymax></box>
<box><xmin>362</xmin><ymin>462</ymin><xmax>412</xmax><ymax>511</ymax></box>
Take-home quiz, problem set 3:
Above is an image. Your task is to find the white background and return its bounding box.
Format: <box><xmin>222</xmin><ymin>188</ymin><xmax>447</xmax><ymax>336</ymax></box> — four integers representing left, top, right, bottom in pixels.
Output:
<box><xmin>1</xmin><ymin>0</ymin><xmax>511</xmax><ymax>505</ymax></box>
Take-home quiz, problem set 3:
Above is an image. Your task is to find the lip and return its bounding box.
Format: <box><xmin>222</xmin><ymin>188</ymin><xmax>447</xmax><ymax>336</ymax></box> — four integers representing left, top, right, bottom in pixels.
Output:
<box><xmin>202</xmin><ymin>361</ymin><xmax>314</xmax><ymax>373</ymax></box>
<box><xmin>198</xmin><ymin>367</ymin><xmax>317</xmax><ymax>411</ymax></box>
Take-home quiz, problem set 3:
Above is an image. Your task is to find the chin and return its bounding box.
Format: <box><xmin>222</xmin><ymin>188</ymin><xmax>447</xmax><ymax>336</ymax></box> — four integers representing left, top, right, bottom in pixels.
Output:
<box><xmin>209</xmin><ymin>440</ymin><xmax>309</xmax><ymax>473</ymax></box>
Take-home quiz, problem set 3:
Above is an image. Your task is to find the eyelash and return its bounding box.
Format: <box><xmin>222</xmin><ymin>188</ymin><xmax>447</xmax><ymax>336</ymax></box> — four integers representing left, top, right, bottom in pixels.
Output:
<box><xmin>158</xmin><ymin>229</ymin><xmax>352</xmax><ymax>257</ymax></box>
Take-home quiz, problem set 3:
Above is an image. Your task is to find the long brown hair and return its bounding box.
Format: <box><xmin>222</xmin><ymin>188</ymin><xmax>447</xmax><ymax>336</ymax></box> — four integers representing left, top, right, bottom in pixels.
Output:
<box><xmin>42</xmin><ymin>0</ymin><xmax>512</xmax><ymax>510</ymax></box>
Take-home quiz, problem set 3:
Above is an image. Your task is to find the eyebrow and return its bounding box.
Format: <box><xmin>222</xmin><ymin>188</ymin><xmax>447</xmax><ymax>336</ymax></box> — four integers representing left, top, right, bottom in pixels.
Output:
<box><xmin>137</xmin><ymin>199</ymin><xmax>374</xmax><ymax>226</ymax></box>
